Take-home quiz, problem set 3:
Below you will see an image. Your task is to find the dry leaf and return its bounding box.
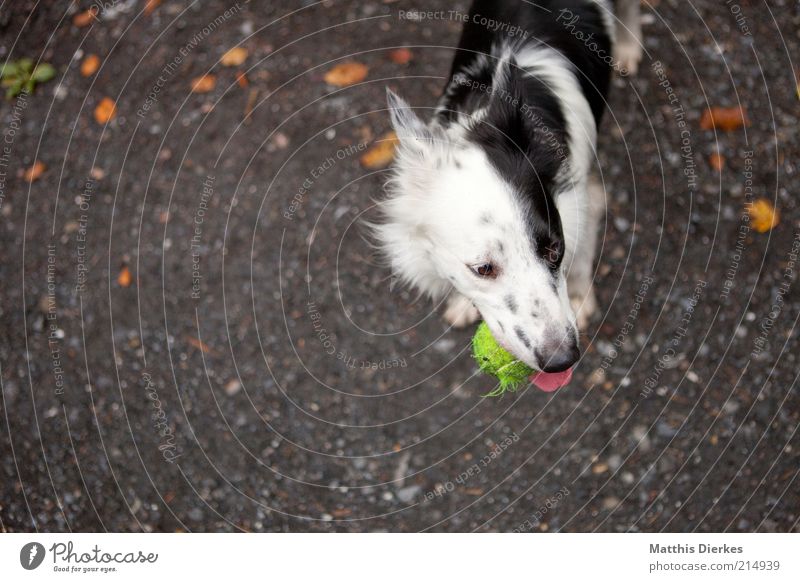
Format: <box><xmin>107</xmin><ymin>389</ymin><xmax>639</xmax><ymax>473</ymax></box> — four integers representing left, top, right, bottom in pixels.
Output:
<box><xmin>24</xmin><ymin>161</ymin><xmax>46</xmax><ymax>182</ymax></box>
<box><xmin>323</xmin><ymin>62</ymin><xmax>368</xmax><ymax>87</ymax></box>
<box><xmin>360</xmin><ymin>132</ymin><xmax>399</xmax><ymax>169</ymax></box>
<box><xmin>144</xmin><ymin>0</ymin><xmax>162</xmax><ymax>16</ymax></box>
<box><xmin>708</xmin><ymin>152</ymin><xmax>725</xmax><ymax>172</ymax></box>
<box><xmin>221</xmin><ymin>47</ymin><xmax>248</xmax><ymax>67</ymax></box>
<box><xmin>117</xmin><ymin>265</ymin><xmax>132</xmax><ymax>287</ymax></box>
<box><xmin>700</xmin><ymin>106</ymin><xmax>750</xmax><ymax>132</ymax></box>
<box><xmin>94</xmin><ymin>97</ymin><xmax>117</xmax><ymax>124</ymax></box>
<box><xmin>191</xmin><ymin>74</ymin><xmax>217</xmax><ymax>93</ymax></box>
<box><xmin>236</xmin><ymin>71</ymin><xmax>249</xmax><ymax>88</ymax></box>
<box><xmin>81</xmin><ymin>54</ymin><xmax>100</xmax><ymax>77</ymax></box>
<box><xmin>748</xmin><ymin>199</ymin><xmax>780</xmax><ymax>233</ymax></box>
<box><xmin>389</xmin><ymin>48</ymin><xmax>413</xmax><ymax>65</ymax></box>
<box><xmin>73</xmin><ymin>7</ymin><xmax>98</xmax><ymax>27</ymax></box>
<box><xmin>186</xmin><ymin>336</ymin><xmax>212</xmax><ymax>354</ymax></box>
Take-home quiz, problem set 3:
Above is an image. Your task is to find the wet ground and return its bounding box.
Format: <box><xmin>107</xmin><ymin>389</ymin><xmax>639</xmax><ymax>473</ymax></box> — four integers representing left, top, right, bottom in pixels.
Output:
<box><xmin>1</xmin><ymin>0</ymin><xmax>799</xmax><ymax>532</ymax></box>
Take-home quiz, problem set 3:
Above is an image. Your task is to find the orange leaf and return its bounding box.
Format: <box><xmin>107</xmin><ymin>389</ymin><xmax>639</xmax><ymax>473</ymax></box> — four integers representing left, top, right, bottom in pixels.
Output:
<box><xmin>360</xmin><ymin>132</ymin><xmax>399</xmax><ymax>169</ymax></box>
<box><xmin>708</xmin><ymin>152</ymin><xmax>725</xmax><ymax>172</ymax></box>
<box><xmin>94</xmin><ymin>97</ymin><xmax>117</xmax><ymax>124</ymax></box>
<box><xmin>700</xmin><ymin>106</ymin><xmax>750</xmax><ymax>132</ymax></box>
<box><xmin>186</xmin><ymin>336</ymin><xmax>212</xmax><ymax>354</ymax></box>
<box><xmin>117</xmin><ymin>265</ymin><xmax>132</xmax><ymax>287</ymax></box>
<box><xmin>748</xmin><ymin>199</ymin><xmax>780</xmax><ymax>233</ymax></box>
<box><xmin>221</xmin><ymin>47</ymin><xmax>248</xmax><ymax>67</ymax></box>
<box><xmin>73</xmin><ymin>7</ymin><xmax>98</xmax><ymax>27</ymax></box>
<box><xmin>191</xmin><ymin>74</ymin><xmax>217</xmax><ymax>93</ymax></box>
<box><xmin>236</xmin><ymin>71</ymin><xmax>249</xmax><ymax>88</ymax></box>
<box><xmin>81</xmin><ymin>54</ymin><xmax>100</xmax><ymax>77</ymax></box>
<box><xmin>24</xmin><ymin>161</ymin><xmax>46</xmax><ymax>182</ymax></box>
<box><xmin>144</xmin><ymin>0</ymin><xmax>162</xmax><ymax>16</ymax></box>
<box><xmin>323</xmin><ymin>62</ymin><xmax>368</xmax><ymax>87</ymax></box>
<box><xmin>389</xmin><ymin>48</ymin><xmax>413</xmax><ymax>65</ymax></box>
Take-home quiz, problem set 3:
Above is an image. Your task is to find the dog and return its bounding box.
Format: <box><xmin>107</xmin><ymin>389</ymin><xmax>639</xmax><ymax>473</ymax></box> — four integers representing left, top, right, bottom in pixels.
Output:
<box><xmin>375</xmin><ymin>0</ymin><xmax>642</xmax><ymax>374</ymax></box>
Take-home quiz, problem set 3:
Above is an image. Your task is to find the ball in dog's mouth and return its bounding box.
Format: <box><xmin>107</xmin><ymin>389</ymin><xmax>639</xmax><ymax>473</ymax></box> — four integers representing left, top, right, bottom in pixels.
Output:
<box><xmin>529</xmin><ymin>367</ymin><xmax>573</xmax><ymax>392</ymax></box>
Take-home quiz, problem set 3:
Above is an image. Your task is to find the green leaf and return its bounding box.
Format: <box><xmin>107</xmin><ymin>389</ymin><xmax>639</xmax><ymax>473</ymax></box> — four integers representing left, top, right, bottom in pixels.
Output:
<box><xmin>17</xmin><ymin>58</ymin><xmax>33</xmax><ymax>73</ymax></box>
<box><xmin>24</xmin><ymin>79</ymin><xmax>35</xmax><ymax>94</ymax></box>
<box><xmin>6</xmin><ymin>79</ymin><xmax>23</xmax><ymax>99</ymax></box>
<box><xmin>31</xmin><ymin>63</ymin><xmax>56</xmax><ymax>82</ymax></box>
<box><xmin>0</xmin><ymin>62</ymin><xmax>19</xmax><ymax>79</ymax></box>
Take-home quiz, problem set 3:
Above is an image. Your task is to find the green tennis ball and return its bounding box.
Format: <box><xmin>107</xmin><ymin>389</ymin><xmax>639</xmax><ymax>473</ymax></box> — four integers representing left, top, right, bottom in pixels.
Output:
<box><xmin>472</xmin><ymin>322</ymin><xmax>535</xmax><ymax>396</ymax></box>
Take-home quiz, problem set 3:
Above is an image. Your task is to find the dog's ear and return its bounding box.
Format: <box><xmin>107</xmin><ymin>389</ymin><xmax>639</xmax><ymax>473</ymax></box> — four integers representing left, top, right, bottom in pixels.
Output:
<box><xmin>386</xmin><ymin>88</ymin><xmax>431</xmax><ymax>148</ymax></box>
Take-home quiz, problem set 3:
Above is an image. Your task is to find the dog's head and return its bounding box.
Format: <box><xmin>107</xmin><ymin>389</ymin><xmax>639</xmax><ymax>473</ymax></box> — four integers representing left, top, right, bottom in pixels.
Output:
<box><xmin>377</xmin><ymin>57</ymin><xmax>580</xmax><ymax>372</ymax></box>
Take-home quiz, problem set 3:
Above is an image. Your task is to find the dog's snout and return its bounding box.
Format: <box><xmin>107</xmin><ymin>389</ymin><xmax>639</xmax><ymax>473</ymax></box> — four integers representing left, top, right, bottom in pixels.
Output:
<box><xmin>536</xmin><ymin>331</ymin><xmax>579</xmax><ymax>372</ymax></box>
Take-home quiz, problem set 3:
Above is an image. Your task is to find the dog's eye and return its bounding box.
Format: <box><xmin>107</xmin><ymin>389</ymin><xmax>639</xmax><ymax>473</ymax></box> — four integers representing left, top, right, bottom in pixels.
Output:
<box><xmin>470</xmin><ymin>263</ymin><xmax>497</xmax><ymax>278</ymax></box>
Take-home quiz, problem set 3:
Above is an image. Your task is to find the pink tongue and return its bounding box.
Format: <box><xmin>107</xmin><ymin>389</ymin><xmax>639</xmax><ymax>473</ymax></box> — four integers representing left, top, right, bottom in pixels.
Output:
<box><xmin>530</xmin><ymin>367</ymin><xmax>573</xmax><ymax>392</ymax></box>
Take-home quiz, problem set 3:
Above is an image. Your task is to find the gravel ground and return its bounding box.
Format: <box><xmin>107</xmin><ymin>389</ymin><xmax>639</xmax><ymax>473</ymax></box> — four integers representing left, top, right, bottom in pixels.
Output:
<box><xmin>1</xmin><ymin>0</ymin><xmax>799</xmax><ymax>532</ymax></box>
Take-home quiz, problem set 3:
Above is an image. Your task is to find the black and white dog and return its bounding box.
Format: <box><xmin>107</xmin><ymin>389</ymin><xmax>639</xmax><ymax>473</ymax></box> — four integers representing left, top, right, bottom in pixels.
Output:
<box><xmin>376</xmin><ymin>0</ymin><xmax>642</xmax><ymax>378</ymax></box>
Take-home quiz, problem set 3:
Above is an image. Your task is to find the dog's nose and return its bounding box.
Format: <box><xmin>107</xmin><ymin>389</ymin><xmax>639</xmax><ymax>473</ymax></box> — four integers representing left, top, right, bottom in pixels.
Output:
<box><xmin>536</xmin><ymin>331</ymin><xmax>579</xmax><ymax>372</ymax></box>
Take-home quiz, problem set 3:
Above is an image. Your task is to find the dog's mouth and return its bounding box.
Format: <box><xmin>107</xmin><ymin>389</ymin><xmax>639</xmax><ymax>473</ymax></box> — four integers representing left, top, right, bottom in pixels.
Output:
<box><xmin>492</xmin><ymin>330</ymin><xmax>574</xmax><ymax>392</ymax></box>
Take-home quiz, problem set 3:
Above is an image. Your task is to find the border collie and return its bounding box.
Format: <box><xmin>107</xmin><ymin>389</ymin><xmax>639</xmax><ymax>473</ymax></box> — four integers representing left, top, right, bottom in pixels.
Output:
<box><xmin>376</xmin><ymin>0</ymin><xmax>642</xmax><ymax>379</ymax></box>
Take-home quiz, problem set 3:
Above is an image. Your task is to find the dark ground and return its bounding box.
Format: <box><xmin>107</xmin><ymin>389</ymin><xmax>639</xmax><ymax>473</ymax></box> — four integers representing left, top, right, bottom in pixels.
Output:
<box><xmin>1</xmin><ymin>0</ymin><xmax>799</xmax><ymax>532</ymax></box>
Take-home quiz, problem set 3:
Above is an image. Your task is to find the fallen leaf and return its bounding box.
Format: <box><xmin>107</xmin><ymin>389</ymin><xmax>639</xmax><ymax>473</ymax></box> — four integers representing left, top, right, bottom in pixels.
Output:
<box><xmin>360</xmin><ymin>132</ymin><xmax>398</xmax><ymax>169</ymax></box>
<box><xmin>117</xmin><ymin>265</ymin><xmax>132</xmax><ymax>287</ymax></box>
<box><xmin>24</xmin><ymin>160</ymin><xmax>46</xmax><ymax>182</ymax></box>
<box><xmin>81</xmin><ymin>54</ymin><xmax>100</xmax><ymax>77</ymax></box>
<box><xmin>191</xmin><ymin>74</ymin><xmax>216</xmax><ymax>93</ymax></box>
<box><xmin>144</xmin><ymin>0</ymin><xmax>162</xmax><ymax>16</ymax></box>
<box><xmin>465</xmin><ymin>488</ymin><xmax>484</xmax><ymax>496</ymax></box>
<box><xmin>94</xmin><ymin>97</ymin><xmax>117</xmax><ymax>124</ymax></box>
<box><xmin>221</xmin><ymin>47</ymin><xmax>248</xmax><ymax>67</ymax></box>
<box><xmin>323</xmin><ymin>61</ymin><xmax>368</xmax><ymax>87</ymax></box>
<box><xmin>700</xmin><ymin>106</ymin><xmax>750</xmax><ymax>132</ymax></box>
<box><xmin>236</xmin><ymin>71</ymin><xmax>249</xmax><ymax>88</ymax></box>
<box><xmin>331</xmin><ymin>508</ymin><xmax>352</xmax><ymax>518</ymax></box>
<box><xmin>73</xmin><ymin>7</ymin><xmax>98</xmax><ymax>27</ymax></box>
<box><xmin>708</xmin><ymin>152</ymin><xmax>725</xmax><ymax>172</ymax></box>
<box><xmin>389</xmin><ymin>48</ymin><xmax>413</xmax><ymax>65</ymax></box>
<box><xmin>592</xmin><ymin>463</ymin><xmax>609</xmax><ymax>475</ymax></box>
<box><xmin>186</xmin><ymin>336</ymin><xmax>212</xmax><ymax>354</ymax></box>
<box><xmin>748</xmin><ymin>198</ymin><xmax>780</xmax><ymax>233</ymax></box>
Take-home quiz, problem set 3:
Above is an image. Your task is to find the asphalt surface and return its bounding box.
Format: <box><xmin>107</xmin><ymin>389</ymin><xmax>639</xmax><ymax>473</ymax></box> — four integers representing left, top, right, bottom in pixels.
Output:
<box><xmin>1</xmin><ymin>0</ymin><xmax>799</xmax><ymax>532</ymax></box>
